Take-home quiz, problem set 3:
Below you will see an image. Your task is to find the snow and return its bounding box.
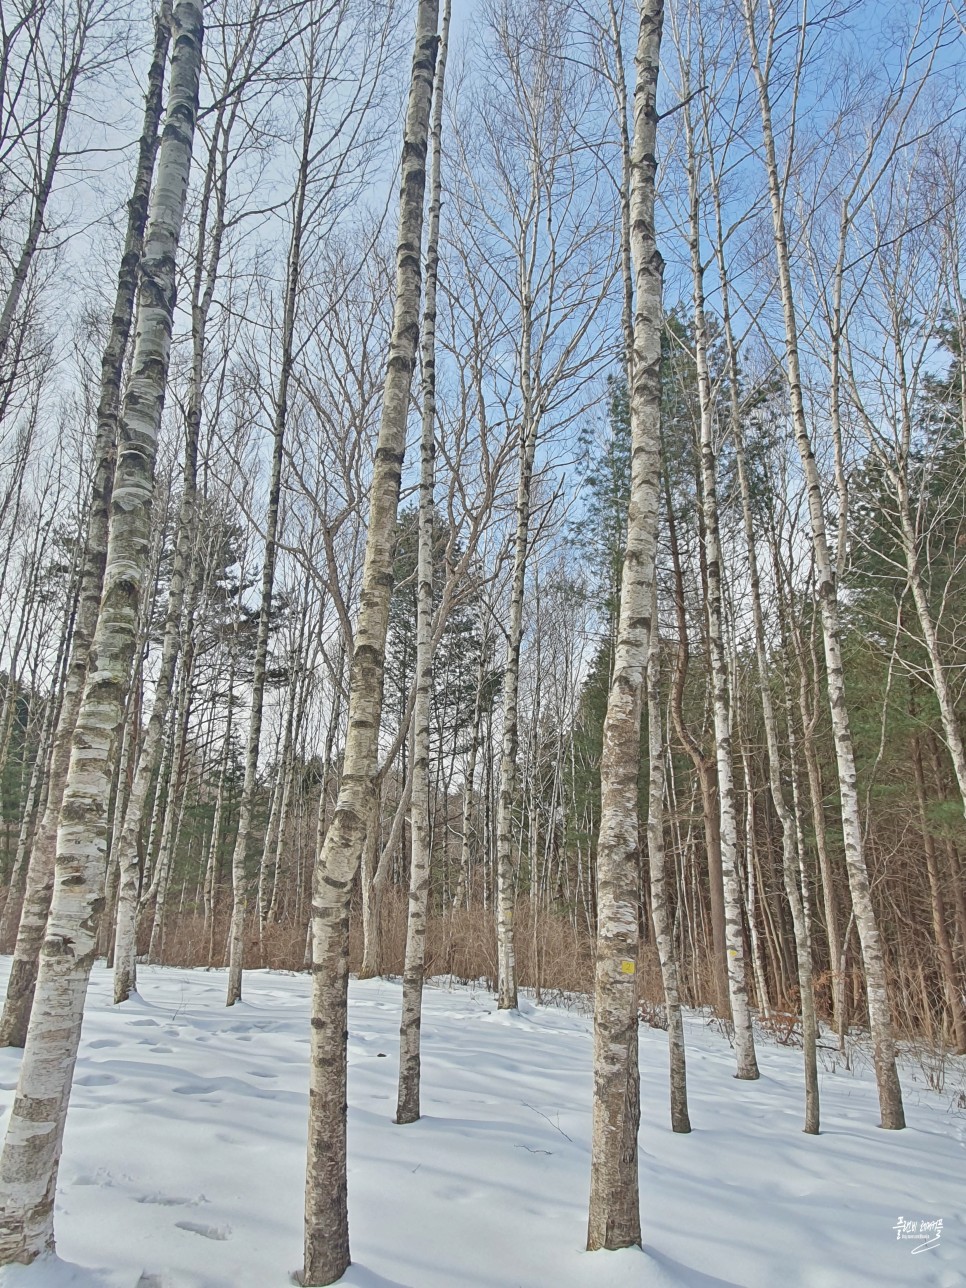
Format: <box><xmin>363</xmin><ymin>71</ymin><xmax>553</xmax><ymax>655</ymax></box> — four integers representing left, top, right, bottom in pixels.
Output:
<box><xmin>0</xmin><ymin>959</ymin><xmax>962</xmax><ymax>1288</ymax></box>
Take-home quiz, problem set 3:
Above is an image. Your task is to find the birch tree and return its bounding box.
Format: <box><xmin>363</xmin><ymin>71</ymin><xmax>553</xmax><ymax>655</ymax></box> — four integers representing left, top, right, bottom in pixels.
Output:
<box><xmin>587</xmin><ymin>0</ymin><xmax>664</xmax><ymax>1252</ymax></box>
<box><xmin>396</xmin><ymin>0</ymin><xmax>451</xmax><ymax>1127</ymax></box>
<box><xmin>742</xmin><ymin>0</ymin><xmax>905</xmax><ymax>1129</ymax></box>
<box><xmin>302</xmin><ymin>3</ymin><xmax>439</xmax><ymax>1281</ymax></box>
<box><xmin>0</xmin><ymin>1</ymin><xmax>173</xmax><ymax>1047</ymax></box>
<box><xmin>454</xmin><ymin>0</ymin><xmax>616</xmax><ymax>1008</ymax></box>
<box><xmin>646</xmin><ymin>588</ymin><xmax>691</xmax><ymax>1131</ymax></box>
<box><xmin>113</xmin><ymin>0</ymin><xmax>269</xmax><ymax>1004</ymax></box>
<box><xmin>0</xmin><ymin>0</ymin><xmax>203</xmax><ymax>1261</ymax></box>
<box><xmin>226</xmin><ymin>0</ymin><xmax>397</xmax><ymax>1005</ymax></box>
<box><xmin>669</xmin><ymin>6</ymin><xmax>758</xmax><ymax>1077</ymax></box>
<box><xmin>0</xmin><ymin>0</ymin><xmax>123</xmax><ymax>374</ymax></box>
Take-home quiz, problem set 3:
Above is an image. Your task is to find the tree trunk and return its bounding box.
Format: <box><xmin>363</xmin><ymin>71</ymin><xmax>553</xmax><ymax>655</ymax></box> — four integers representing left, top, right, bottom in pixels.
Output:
<box><xmin>686</xmin><ymin>137</ymin><xmax>758</xmax><ymax>1079</ymax></box>
<box><xmin>302</xmin><ymin>5</ymin><xmax>438</xmax><ymax>1281</ymax></box>
<box><xmin>666</xmin><ymin>490</ymin><xmax>728</xmax><ymax>1016</ymax></box>
<box><xmin>912</xmin><ymin>733</ymin><xmax>966</xmax><ymax>1052</ymax></box>
<box><xmin>0</xmin><ymin>3</ymin><xmax>202</xmax><ymax>1259</ymax></box>
<box><xmin>725</xmin><ymin>314</ymin><xmax>818</xmax><ymax>1121</ymax></box>
<box><xmin>494</xmin><ymin>417</ymin><xmax>538</xmax><ymax>1009</ymax></box>
<box><xmin>646</xmin><ymin>589</ymin><xmax>690</xmax><ymax>1133</ymax></box>
<box><xmin>225</xmin><ymin>64</ymin><xmax>315</xmax><ymax>1006</ymax></box>
<box><xmin>587</xmin><ymin>0</ymin><xmax>663</xmax><ymax>1253</ymax></box>
<box><xmin>113</xmin><ymin>75</ymin><xmax>235</xmax><ymax>1002</ymax></box>
<box><xmin>0</xmin><ymin>3</ymin><xmax>172</xmax><ymax>1050</ymax></box>
<box><xmin>743</xmin><ymin>0</ymin><xmax>904</xmax><ymax>1129</ymax></box>
<box><xmin>396</xmin><ymin>0</ymin><xmax>449</xmax><ymax>1127</ymax></box>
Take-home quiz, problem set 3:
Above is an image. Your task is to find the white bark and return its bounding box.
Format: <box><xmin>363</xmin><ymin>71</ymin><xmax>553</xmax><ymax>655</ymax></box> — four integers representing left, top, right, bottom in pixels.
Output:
<box><xmin>302</xmin><ymin>4</ymin><xmax>439</xmax><ymax>1281</ymax></box>
<box><xmin>494</xmin><ymin>406</ymin><xmax>537</xmax><ymax>1011</ymax></box>
<box><xmin>587</xmin><ymin>0</ymin><xmax>664</xmax><ymax>1252</ymax></box>
<box><xmin>0</xmin><ymin>2</ymin><xmax>203</xmax><ymax>1260</ymax></box>
<box><xmin>742</xmin><ymin>0</ymin><xmax>904</xmax><ymax>1128</ymax></box>
<box><xmin>709</xmin><ymin>155</ymin><xmax>817</xmax><ymax>1117</ymax></box>
<box><xmin>113</xmin><ymin>68</ymin><xmax>238</xmax><ymax>1001</ymax></box>
<box><xmin>684</xmin><ymin>115</ymin><xmax>758</xmax><ymax>1079</ymax></box>
<box><xmin>646</xmin><ymin>586</ymin><xmax>690</xmax><ymax>1133</ymax></box>
<box><xmin>0</xmin><ymin>2</ymin><xmax>171</xmax><ymax>1047</ymax></box>
<box><xmin>396</xmin><ymin>0</ymin><xmax>450</xmax><ymax>1127</ymax></box>
<box><xmin>225</xmin><ymin>51</ymin><xmax>312</xmax><ymax>1005</ymax></box>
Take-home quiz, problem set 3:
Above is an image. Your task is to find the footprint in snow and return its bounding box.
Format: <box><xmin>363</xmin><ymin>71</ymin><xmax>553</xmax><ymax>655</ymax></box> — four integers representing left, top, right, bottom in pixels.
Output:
<box><xmin>175</xmin><ymin>1220</ymin><xmax>230</xmax><ymax>1241</ymax></box>
<box><xmin>75</xmin><ymin>1073</ymin><xmax>119</xmax><ymax>1087</ymax></box>
<box><xmin>74</xmin><ymin>1169</ymin><xmax>132</xmax><ymax>1188</ymax></box>
<box><xmin>172</xmin><ymin>1082</ymin><xmax>220</xmax><ymax>1096</ymax></box>
<box><xmin>87</xmin><ymin>1039</ymin><xmax>121</xmax><ymax>1049</ymax></box>
<box><xmin>138</xmin><ymin>1192</ymin><xmax>206</xmax><ymax>1207</ymax></box>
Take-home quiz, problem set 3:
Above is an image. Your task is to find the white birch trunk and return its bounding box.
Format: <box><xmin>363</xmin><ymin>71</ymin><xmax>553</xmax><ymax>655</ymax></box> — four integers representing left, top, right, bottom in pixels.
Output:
<box><xmin>587</xmin><ymin>0</ymin><xmax>663</xmax><ymax>1252</ymax></box>
<box><xmin>0</xmin><ymin>3</ymin><xmax>202</xmax><ymax>1260</ymax></box>
<box><xmin>686</xmin><ymin>154</ymin><xmax>758</xmax><ymax>1079</ymax></box>
<box><xmin>0</xmin><ymin>4</ymin><xmax>172</xmax><ymax>1049</ymax></box>
<box><xmin>302</xmin><ymin>5</ymin><xmax>439</xmax><ymax>1281</ymax></box>
<box><xmin>113</xmin><ymin>87</ymin><xmax>233</xmax><ymax>1002</ymax></box>
<box><xmin>646</xmin><ymin>587</ymin><xmax>690</xmax><ymax>1133</ymax></box>
<box><xmin>743</xmin><ymin>0</ymin><xmax>904</xmax><ymax>1128</ymax></box>
<box><xmin>225</xmin><ymin>74</ymin><xmax>313</xmax><ymax>1006</ymax></box>
<box><xmin>494</xmin><ymin>412</ymin><xmax>538</xmax><ymax>1009</ymax></box>
<box><xmin>713</xmin><ymin>179</ymin><xmax>817</xmax><ymax>1117</ymax></box>
<box><xmin>396</xmin><ymin>0</ymin><xmax>450</xmax><ymax>1127</ymax></box>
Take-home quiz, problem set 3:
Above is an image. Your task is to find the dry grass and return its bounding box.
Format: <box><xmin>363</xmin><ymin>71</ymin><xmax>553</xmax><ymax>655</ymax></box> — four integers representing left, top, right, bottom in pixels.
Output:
<box><xmin>140</xmin><ymin>893</ymin><xmax>599</xmax><ymax>997</ymax></box>
<box><xmin>99</xmin><ymin>894</ymin><xmax>956</xmax><ymax>1056</ymax></box>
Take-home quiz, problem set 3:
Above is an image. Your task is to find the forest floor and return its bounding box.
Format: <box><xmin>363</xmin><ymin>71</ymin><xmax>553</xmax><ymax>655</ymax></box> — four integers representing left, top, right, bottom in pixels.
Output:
<box><xmin>0</xmin><ymin>960</ymin><xmax>962</xmax><ymax>1288</ymax></box>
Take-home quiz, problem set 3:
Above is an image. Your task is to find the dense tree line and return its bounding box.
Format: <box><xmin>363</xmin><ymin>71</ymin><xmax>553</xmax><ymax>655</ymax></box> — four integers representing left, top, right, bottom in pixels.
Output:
<box><xmin>0</xmin><ymin>0</ymin><xmax>963</xmax><ymax>1277</ymax></box>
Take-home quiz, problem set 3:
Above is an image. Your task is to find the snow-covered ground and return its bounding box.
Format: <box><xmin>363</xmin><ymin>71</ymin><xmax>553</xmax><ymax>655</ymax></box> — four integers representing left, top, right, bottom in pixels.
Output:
<box><xmin>0</xmin><ymin>960</ymin><xmax>962</xmax><ymax>1288</ymax></box>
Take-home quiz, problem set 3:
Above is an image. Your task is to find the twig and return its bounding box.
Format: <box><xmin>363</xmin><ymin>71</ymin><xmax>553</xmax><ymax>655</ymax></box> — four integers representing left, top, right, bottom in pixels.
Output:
<box><xmin>522</xmin><ymin>1101</ymin><xmax>572</xmax><ymax>1142</ymax></box>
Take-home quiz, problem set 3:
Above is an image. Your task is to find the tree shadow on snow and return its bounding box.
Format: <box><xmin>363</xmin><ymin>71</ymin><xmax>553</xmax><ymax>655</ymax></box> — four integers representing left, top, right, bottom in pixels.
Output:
<box><xmin>643</xmin><ymin>1247</ymin><xmax>745</xmax><ymax>1288</ymax></box>
<box><xmin>291</xmin><ymin>1267</ymin><xmax>411</xmax><ymax>1288</ymax></box>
